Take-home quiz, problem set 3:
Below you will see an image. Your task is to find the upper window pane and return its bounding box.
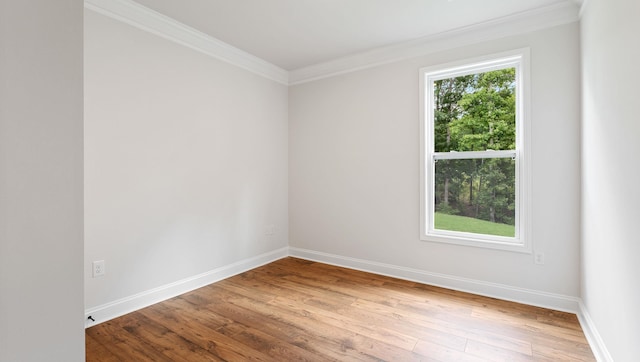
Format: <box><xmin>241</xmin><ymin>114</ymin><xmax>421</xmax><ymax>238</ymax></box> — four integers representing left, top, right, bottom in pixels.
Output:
<box><xmin>433</xmin><ymin>68</ymin><xmax>516</xmax><ymax>153</ymax></box>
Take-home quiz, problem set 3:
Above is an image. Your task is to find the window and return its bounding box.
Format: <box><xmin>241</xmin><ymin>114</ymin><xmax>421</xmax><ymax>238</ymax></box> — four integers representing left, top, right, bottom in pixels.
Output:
<box><xmin>420</xmin><ymin>49</ymin><xmax>530</xmax><ymax>252</ymax></box>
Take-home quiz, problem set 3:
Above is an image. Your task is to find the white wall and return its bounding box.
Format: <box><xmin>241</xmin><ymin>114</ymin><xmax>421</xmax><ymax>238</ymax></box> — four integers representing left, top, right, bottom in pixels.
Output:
<box><xmin>290</xmin><ymin>23</ymin><xmax>582</xmax><ymax>305</ymax></box>
<box><xmin>84</xmin><ymin>10</ymin><xmax>288</xmax><ymax>313</ymax></box>
<box><xmin>581</xmin><ymin>0</ymin><xmax>640</xmax><ymax>360</ymax></box>
<box><xmin>0</xmin><ymin>1</ymin><xmax>85</xmax><ymax>361</ymax></box>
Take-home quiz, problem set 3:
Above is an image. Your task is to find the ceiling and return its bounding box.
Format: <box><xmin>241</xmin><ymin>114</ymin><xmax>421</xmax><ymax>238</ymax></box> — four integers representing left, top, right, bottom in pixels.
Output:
<box><xmin>133</xmin><ymin>0</ymin><xmax>579</xmax><ymax>71</ymax></box>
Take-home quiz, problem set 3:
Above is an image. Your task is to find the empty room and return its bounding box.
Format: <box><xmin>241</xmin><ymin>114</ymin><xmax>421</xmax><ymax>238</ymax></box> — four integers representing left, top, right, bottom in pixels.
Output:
<box><xmin>1</xmin><ymin>0</ymin><xmax>638</xmax><ymax>361</ymax></box>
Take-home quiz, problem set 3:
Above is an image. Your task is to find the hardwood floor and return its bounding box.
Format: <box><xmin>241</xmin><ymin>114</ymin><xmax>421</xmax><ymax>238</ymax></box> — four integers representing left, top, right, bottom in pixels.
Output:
<box><xmin>86</xmin><ymin>257</ymin><xmax>596</xmax><ymax>361</ymax></box>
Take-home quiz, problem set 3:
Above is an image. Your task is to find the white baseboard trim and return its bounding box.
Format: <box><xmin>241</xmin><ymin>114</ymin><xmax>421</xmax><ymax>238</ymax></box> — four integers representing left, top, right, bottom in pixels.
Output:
<box><xmin>84</xmin><ymin>247</ymin><xmax>288</xmax><ymax>328</ymax></box>
<box><xmin>577</xmin><ymin>301</ymin><xmax>613</xmax><ymax>362</ymax></box>
<box><xmin>85</xmin><ymin>245</ymin><xmax>610</xmax><ymax>361</ymax></box>
<box><xmin>289</xmin><ymin>247</ymin><xmax>580</xmax><ymax>313</ymax></box>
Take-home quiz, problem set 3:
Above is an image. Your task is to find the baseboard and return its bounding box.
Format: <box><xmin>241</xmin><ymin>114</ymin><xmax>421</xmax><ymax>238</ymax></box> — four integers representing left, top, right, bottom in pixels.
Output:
<box><xmin>84</xmin><ymin>247</ymin><xmax>289</xmax><ymax>328</ymax></box>
<box><xmin>85</xmin><ymin>245</ymin><xmax>610</xmax><ymax>360</ymax></box>
<box><xmin>289</xmin><ymin>248</ymin><xmax>618</xmax><ymax>359</ymax></box>
<box><xmin>289</xmin><ymin>247</ymin><xmax>580</xmax><ymax>313</ymax></box>
<box><xmin>577</xmin><ymin>301</ymin><xmax>613</xmax><ymax>362</ymax></box>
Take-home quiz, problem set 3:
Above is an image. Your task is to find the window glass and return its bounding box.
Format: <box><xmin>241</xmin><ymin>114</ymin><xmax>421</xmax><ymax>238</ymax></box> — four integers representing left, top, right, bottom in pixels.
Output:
<box><xmin>434</xmin><ymin>158</ymin><xmax>515</xmax><ymax>237</ymax></box>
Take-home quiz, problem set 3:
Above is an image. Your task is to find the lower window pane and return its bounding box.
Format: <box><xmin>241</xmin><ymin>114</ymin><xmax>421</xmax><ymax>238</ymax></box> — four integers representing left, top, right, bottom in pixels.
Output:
<box><xmin>434</xmin><ymin>158</ymin><xmax>515</xmax><ymax>237</ymax></box>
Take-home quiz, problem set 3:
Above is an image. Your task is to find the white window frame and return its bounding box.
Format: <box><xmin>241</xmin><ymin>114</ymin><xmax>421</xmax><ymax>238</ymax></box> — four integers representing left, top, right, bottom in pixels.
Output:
<box><xmin>419</xmin><ymin>49</ymin><xmax>531</xmax><ymax>253</ymax></box>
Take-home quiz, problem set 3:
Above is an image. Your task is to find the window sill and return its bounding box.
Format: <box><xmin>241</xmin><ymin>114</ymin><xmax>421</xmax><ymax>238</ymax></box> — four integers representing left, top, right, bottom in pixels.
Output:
<box><xmin>421</xmin><ymin>232</ymin><xmax>531</xmax><ymax>253</ymax></box>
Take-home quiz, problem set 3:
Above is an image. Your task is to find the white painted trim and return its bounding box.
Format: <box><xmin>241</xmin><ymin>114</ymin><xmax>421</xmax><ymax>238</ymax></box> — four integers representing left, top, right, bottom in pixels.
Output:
<box><xmin>84</xmin><ymin>0</ymin><xmax>289</xmax><ymax>85</ymax></box>
<box><xmin>85</xmin><ymin>246</ymin><xmax>609</xmax><ymax>360</ymax></box>
<box><xmin>577</xmin><ymin>301</ymin><xmax>614</xmax><ymax>362</ymax></box>
<box><xmin>84</xmin><ymin>247</ymin><xmax>289</xmax><ymax>328</ymax></box>
<box><xmin>289</xmin><ymin>247</ymin><xmax>580</xmax><ymax>313</ymax></box>
<box><xmin>84</xmin><ymin>0</ymin><xmax>579</xmax><ymax>86</ymax></box>
<box><xmin>289</xmin><ymin>1</ymin><xmax>579</xmax><ymax>85</ymax></box>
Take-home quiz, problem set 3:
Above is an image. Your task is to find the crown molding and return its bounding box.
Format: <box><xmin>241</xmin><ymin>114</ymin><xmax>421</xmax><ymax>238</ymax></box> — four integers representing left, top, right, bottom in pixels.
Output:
<box><xmin>85</xmin><ymin>0</ymin><xmax>580</xmax><ymax>86</ymax></box>
<box><xmin>84</xmin><ymin>0</ymin><xmax>289</xmax><ymax>85</ymax></box>
<box><xmin>289</xmin><ymin>1</ymin><xmax>580</xmax><ymax>85</ymax></box>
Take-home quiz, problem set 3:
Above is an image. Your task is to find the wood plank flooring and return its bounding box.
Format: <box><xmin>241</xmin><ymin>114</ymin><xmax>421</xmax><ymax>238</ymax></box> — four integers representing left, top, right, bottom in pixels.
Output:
<box><xmin>86</xmin><ymin>257</ymin><xmax>596</xmax><ymax>361</ymax></box>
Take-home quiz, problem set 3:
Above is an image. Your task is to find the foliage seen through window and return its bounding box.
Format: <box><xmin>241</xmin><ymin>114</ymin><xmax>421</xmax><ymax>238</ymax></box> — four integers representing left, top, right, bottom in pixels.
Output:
<box><xmin>433</xmin><ymin>68</ymin><xmax>516</xmax><ymax>237</ymax></box>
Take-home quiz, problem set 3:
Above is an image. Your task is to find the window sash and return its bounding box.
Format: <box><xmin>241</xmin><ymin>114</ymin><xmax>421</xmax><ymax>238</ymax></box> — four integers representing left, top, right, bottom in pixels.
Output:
<box><xmin>432</xmin><ymin>150</ymin><xmax>516</xmax><ymax>161</ymax></box>
<box><xmin>428</xmin><ymin>155</ymin><xmax>519</xmax><ymax>241</ymax></box>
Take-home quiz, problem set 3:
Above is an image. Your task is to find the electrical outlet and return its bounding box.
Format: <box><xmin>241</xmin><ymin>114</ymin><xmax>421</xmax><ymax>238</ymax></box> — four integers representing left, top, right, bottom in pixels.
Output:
<box><xmin>93</xmin><ymin>260</ymin><xmax>105</xmax><ymax>277</ymax></box>
<box><xmin>534</xmin><ymin>252</ymin><xmax>545</xmax><ymax>265</ymax></box>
